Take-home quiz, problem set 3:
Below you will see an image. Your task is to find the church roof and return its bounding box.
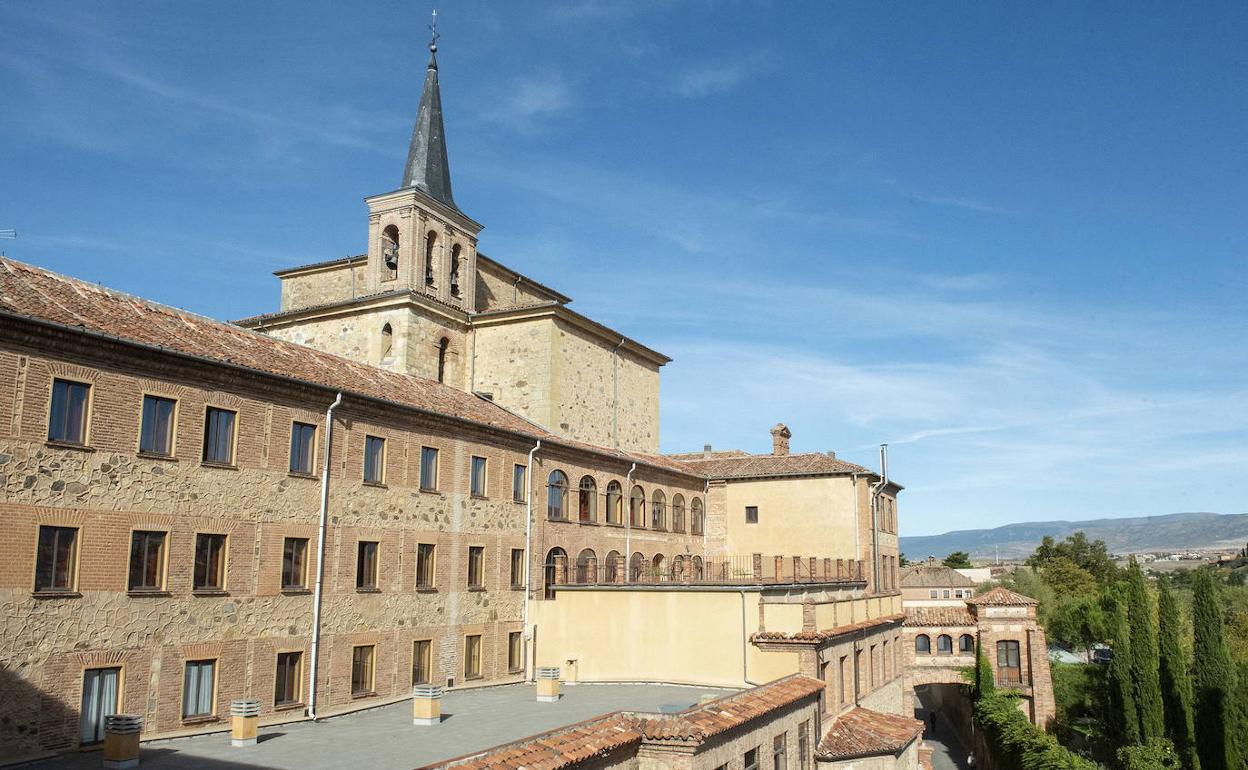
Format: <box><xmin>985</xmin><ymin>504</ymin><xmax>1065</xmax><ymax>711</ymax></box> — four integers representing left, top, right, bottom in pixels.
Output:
<box><xmin>401</xmin><ymin>42</ymin><xmax>456</xmax><ymax>209</ymax></box>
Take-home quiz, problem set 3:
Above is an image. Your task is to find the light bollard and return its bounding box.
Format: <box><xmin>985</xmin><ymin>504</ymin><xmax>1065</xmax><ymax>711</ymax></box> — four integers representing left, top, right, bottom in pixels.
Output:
<box><xmin>412</xmin><ymin>685</ymin><xmax>444</xmax><ymax>726</ymax></box>
<box><xmin>229</xmin><ymin>699</ymin><xmax>261</xmax><ymax>747</ymax></box>
<box><xmin>536</xmin><ymin>666</ymin><xmax>561</xmax><ymax>702</ymax></box>
<box><xmin>102</xmin><ymin>714</ymin><xmax>142</xmax><ymax>769</ymax></box>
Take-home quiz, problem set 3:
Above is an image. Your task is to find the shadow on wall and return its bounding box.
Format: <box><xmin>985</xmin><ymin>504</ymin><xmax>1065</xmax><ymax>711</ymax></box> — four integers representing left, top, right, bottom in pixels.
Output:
<box><xmin>0</xmin><ymin>660</ymin><xmax>76</xmax><ymax>762</ymax></box>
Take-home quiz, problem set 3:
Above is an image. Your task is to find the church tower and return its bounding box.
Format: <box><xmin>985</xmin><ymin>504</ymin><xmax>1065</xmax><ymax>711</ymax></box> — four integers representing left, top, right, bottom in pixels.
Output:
<box><xmin>361</xmin><ymin>25</ymin><xmax>482</xmax><ymax>311</ymax></box>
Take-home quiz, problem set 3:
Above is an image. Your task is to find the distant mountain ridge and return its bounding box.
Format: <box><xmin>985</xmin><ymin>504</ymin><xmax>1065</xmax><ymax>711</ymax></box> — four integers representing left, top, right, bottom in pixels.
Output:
<box><xmin>900</xmin><ymin>511</ymin><xmax>1248</xmax><ymax>560</ymax></box>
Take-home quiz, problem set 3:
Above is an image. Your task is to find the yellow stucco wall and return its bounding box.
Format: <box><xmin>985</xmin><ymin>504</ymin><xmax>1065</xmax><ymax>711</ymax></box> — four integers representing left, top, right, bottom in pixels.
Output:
<box><xmin>719</xmin><ymin>476</ymin><xmax>860</xmax><ymax>559</ymax></box>
<box><xmin>531</xmin><ymin>590</ymin><xmax>798</xmax><ymax>688</ymax></box>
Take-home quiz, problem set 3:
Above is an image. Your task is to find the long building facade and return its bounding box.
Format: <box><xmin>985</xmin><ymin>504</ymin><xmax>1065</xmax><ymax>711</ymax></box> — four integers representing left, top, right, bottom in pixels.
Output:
<box><xmin>0</xmin><ymin>40</ymin><xmax>912</xmax><ymax>768</ymax></box>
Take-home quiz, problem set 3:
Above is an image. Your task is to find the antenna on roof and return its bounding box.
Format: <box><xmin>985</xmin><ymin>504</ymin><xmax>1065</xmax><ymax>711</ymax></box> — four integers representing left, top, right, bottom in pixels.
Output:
<box><xmin>0</xmin><ymin>228</ymin><xmax>15</xmax><ymax>258</ymax></box>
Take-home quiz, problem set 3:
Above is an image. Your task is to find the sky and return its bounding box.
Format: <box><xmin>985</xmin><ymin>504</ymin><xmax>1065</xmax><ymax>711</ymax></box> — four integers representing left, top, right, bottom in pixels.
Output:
<box><xmin>2</xmin><ymin>1</ymin><xmax>1246</xmax><ymax>536</ymax></box>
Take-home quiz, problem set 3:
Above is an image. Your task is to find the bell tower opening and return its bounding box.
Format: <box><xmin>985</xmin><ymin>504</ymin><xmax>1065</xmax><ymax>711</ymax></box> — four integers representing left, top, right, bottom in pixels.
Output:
<box><xmin>381</xmin><ymin>225</ymin><xmax>400</xmax><ymax>280</ymax></box>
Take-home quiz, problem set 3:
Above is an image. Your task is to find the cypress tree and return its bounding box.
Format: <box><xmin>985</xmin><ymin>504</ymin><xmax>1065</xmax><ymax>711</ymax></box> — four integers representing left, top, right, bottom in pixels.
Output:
<box><xmin>1156</xmin><ymin>577</ymin><xmax>1199</xmax><ymax>769</ymax></box>
<box><xmin>1105</xmin><ymin>592</ymin><xmax>1141</xmax><ymax>748</ymax></box>
<box><xmin>1191</xmin><ymin>569</ymin><xmax>1241</xmax><ymax>770</ymax></box>
<box><xmin>1126</xmin><ymin>559</ymin><xmax>1164</xmax><ymax>741</ymax></box>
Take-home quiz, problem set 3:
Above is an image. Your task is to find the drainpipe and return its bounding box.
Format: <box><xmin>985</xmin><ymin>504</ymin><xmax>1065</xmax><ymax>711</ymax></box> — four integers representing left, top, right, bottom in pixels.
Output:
<box><xmin>307</xmin><ymin>391</ymin><xmax>343</xmax><ymax>721</ymax></box>
<box><xmin>740</xmin><ymin>589</ymin><xmax>761</xmax><ymax>686</ymax></box>
<box><xmin>869</xmin><ymin>445</ymin><xmax>888</xmax><ymax>593</ymax></box>
<box><xmin>522</xmin><ymin>439</ymin><xmax>541</xmax><ymax>680</ymax></box>
<box><xmin>611</xmin><ymin>338</ymin><xmax>625</xmax><ymax>450</ymax></box>
<box><xmin>624</xmin><ymin>462</ymin><xmax>637</xmax><ymax>581</ymax></box>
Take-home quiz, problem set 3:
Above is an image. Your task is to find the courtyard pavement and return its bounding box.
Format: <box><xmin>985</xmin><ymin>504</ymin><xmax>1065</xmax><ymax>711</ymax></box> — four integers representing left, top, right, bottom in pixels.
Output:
<box><xmin>29</xmin><ymin>683</ymin><xmax>728</xmax><ymax>770</ymax></box>
<box><xmin>914</xmin><ymin>704</ymin><xmax>973</xmax><ymax>770</ymax></box>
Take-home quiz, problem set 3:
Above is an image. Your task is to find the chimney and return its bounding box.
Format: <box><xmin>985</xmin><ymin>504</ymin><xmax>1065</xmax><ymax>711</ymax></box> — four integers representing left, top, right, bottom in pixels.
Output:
<box><xmin>826</xmin><ymin>450</ymin><xmax>836</xmax><ymax>459</ymax></box>
<box><xmin>702</xmin><ymin>443</ymin><xmax>712</xmax><ymax>459</ymax></box>
<box><xmin>770</xmin><ymin>423</ymin><xmax>791</xmax><ymax>456</ymax></box>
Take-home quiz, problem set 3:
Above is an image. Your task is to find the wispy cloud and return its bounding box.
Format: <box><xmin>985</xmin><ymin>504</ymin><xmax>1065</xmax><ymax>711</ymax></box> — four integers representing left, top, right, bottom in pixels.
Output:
<box><xmin>481</xmin><ymin>72</ymin><xmax>573</xmax><ymax>132</ymax></box>
<box><xmin>908</xmin><ymin>192</ymin><xmax>1011</xmax><ymax>215</ymax></box>
<box><xmin>672</xmin><ymin>52</ymin><xmax>774</xmax><ymax>98</ymax></box>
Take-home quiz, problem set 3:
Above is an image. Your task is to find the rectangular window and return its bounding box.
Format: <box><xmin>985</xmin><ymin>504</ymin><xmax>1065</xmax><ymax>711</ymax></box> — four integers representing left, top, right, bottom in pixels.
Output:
<box><xmin>34</xmin><ymin>525</ymin><xmax>78</xmax><ymax>593</ymax></box>
<box><xmin>363</xmin><ymin>435</ymin><xmax>385</xmax><ymax>484</ymax></box>
<box><xmin>744</xmin><ymin>747</ymin><xmax>760</xmax><ymax>770</ymax></box>
<box><xmin>202</xmin><ymin>407</ymin><xmax>236</xmax><ymax>465</ymax></box>
<box><xmin>745</xmin><ymin>505</ymin><xmax>759</xmax><ymax>524</ymax></box>
<box><xmin>356</xmin><ymin>541</ymin><xmax>379</xmax><ymax>590</ymax></box>
<box><xmin>508</xmin><ymin>631</ymin><xmax>523</xmax><ymax>673</ymax></box>
<box><xmin>464</xmin><ymin>634</ymin><xmax>482</xmax><ymax>678</ymax></box>
<box><xmin>139</xmin><ymin>395</ymin><xmax>176</xmax><ymax>456</ymax></box>
<box><xmin>282</xmin><ymin>537</ymin><xmax>309</xmax><ymax>589</ymax></box>
<box><xmin>48</xmin><ymin>379</ymin><xmax>90</xmax><ymax>445</ymax></box>
<box><xmin>468</xmin><ymin>546</ymin><xmax>484</xmax><ymax>588</ymax></box>
<box><xmin>840</xmin><ymin>655</ymin><xmax>850</xmax><ymax>703</ymax></box>
<box><xmin>997</xmin><ymin>640</ymin><xmax>1023</xmax><ymax>683</ymax></box>
<box><xmin>182</xmin><ymin>659</ymin><xmax>216</xmax><ymax>719</ymax></box>
<box><xmin>512</xmin><ymin>464</ymin><xmax>527</xmax><ymax>502</ymax></box>
<box><xmin>420</xmin><ymin>446</ymin><xmax>439</xmax><ymax>491</ymax></box>
<box><xmin>929</xmin><ymin>589</ymin><xmax>938</xmax><ymax>599</ymax></box>
<box><xmin>128</xmin><ymin>530</ymin><xmax>166</xmax><ymax>591</ymax></box>
<box><xmin>510</xmin><ymin>548</ymin><xmax>525</xmax><ymax>589</ymax></box>
<box><xmin>943</xmin><ymin>589</ymin><xmax>951</xmax><ymax>599</ymax></box>
<box><xmin>416</xmin><ymin>543</ymin><xmax>436</xmax><ymax>588</ymax></box>
<box><xmin>772</xmin><ymin>733</ymin><xmax>787</xmax><ymax>770</ymax></box>
<box><xmin>274</xmin><ymin>651</ymin><xmax>302</xmax><ymax>706</ymax></box>
<box><xmin>193</xmin><ymin>533</ymin><xmax>227</xmax><ymax>591</ymax></box>
<box><xmin>470</xmin><ymin>456</ymin><xmax>487</xmax><ymax>497</ymax></box>
<box><xmin>412</xmin><ymin>639</ymin><xmax>432</xmax><ymax>685</ymax></box>
<box><xmin>289</xmin><ymin>422</ymin><xmax>316</xmax><ymax>474</ymax></box>
<box><xmin>351</xmin><ymin>645</ymin><xmax>375</xmax><ymax>695</ymax></box>
<box><xmin>797</xmin><ymin>721</ymin><xmax>810</xmax><ymax>770</ymax></box>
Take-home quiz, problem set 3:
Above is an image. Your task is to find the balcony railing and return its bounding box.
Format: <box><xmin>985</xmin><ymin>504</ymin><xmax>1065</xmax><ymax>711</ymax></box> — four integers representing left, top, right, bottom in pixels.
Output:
<box><xmin>545</xmin><ymin>554</ymin><xmax>867</xmax><ymax>589</ymax></box>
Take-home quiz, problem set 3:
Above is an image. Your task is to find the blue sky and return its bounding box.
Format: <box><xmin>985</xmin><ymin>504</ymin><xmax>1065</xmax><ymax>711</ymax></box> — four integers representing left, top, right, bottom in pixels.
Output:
<box><xmin>2</xmin><ymin>1</ymin><xmax>1245</xmax><ymax>536</ymax></box>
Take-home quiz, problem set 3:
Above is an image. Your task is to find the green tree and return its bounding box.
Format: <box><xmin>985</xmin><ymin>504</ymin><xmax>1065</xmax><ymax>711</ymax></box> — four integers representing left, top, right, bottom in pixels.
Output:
<box><xmin>1192</xmin><ymin>568</ymin><xmax>1241</xmax><ymax>770</ymax></box>
<box><xmin>898</xmin><ymin>552</ymin><xmax>909</xmax><ymax>567</ymax></box>
<box><xmin>1156</xmin><ymin>577</ymin><xmax>1198</xmax><ymax>769</ymax></box>
<box><xmin>974</xmin><ymin>642</ymin><xmax>995</xmax><ymax>700</ymax></box>
<box><xmin>943</xmin><ymin>550</ymin><xmax>972</xmax><ymax>569</ymax></box>
<box><xmin>1105</xmin><ymin>592</ymin><xmax>1141</xmax><ymax>748</ymax></box>
<box><xmin>1042</xmin><ymin>556</ymin><xmax>1101</xmax><ymax>597</ymax></box>
<box><xmin>1046</xmin><ymin>592</ymin><xmax>1109</xmax><ymax>649</ymax></box>
<box><xmin>1118</xmin><ymin>738</ymin><xmax>1183</xmax><ymax>770</ymax></box>
<box><xmin>1027</xmin><ymin>531</ymin><xmax>1120</xmax><ymax>584</ymax></box>
<box><xmin>1127</xmin><ymin>559</ymin><xmax>1165</xmax><ymax>742</ymax></box>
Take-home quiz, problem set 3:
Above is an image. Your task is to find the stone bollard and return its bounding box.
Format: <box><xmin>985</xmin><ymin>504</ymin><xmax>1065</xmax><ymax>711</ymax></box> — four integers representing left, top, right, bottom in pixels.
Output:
<box><xmin>102</xmin><ymin>714</ymin><xmax>142</xmax><ymax>769</ymax></box>
<box><xmin>536</xmin><ymin>666</ymin><xmax>561</xmax><ymax>702</ymax></box>
<box><xmin>229</xmin><ymin>699</ymin><xmax>260</xmax><ymax>747</ymax></box>
<box><xmin>412</xmin><ymin>685</ymin><xmax>444</xmax><ymax>726</ymax></box>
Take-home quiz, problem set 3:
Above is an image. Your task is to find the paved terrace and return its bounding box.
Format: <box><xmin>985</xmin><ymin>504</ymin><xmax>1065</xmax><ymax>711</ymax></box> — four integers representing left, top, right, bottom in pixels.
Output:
<box><xmin>27</xmin><ymin>683</ymin><xmax>728</xmax><ymax>770</ymax></box>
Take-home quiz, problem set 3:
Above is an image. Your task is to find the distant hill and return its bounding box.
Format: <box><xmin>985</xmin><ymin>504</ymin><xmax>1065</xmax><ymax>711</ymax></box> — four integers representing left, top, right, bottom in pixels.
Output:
<box><xmin>901</xmin><ymin>511</ymin><xmax>1248</xmax><ymax>561</ymax></box>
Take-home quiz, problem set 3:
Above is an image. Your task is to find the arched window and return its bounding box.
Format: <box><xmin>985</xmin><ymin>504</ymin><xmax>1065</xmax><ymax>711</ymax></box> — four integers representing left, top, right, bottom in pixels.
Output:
<box><xmin>381</xmin><ymin>225</ymin><xmax>400</xmax><ymax>278</ymax></box>
<box><xmin>629</xmin><ymin>552</ymin><xmax>645</xmax><ymax>582</ymax></box>
<box><xmin>449</xmin><ymin>244</ymin><xmax>462</xmax><ymax>297</ymax></box>
<box><xmin>575</xmin><ymin>548</ymin><xmax>597</xmax><ymax>584</ymax></box>
<box><xmin>379</xmin><ymin>323</ymin><xmax>394</xmax><ymax>363</ymax></box>
<box><xmin>690</xmin><ymin>498</ymin><xmax>704</xmax><ymax>535</ymax></box>
<box><xmin>651</xmin><ymin>490</ymin><xmax>666</xmax><ymax>530</ymax></box>
<box><xmin>652</xmin><ymin>553</ymin><xmax>666</xmax><ymax>581</ymax></box>
<box><xmin>424</xmin><ymin>231</ymin><xmax>437</xmax><ymax>286</ymax></box>
<box><xmin>437</xmin><ymin>337</ymin><xmax>449</xmax><ymax>384</ymax></box>
<box><xmin>959</xmin><ymin>634</ymin><xmax>975</xmax><ymax>653</ymax></box>
<box><xmin>915</xmin><ymin>634</ymin><xmax>931</xmax><ymax>654</ymax></box>
<box><xmin>546</xmin><ymin>470</ymin><xmax>568</xmax><ymax>520</ymax></box>
<box><xmin>670</xmin><ymin>494</ymin><xmax>685</xmax><ymax>533</ymax></box>
<box><xmin>630</xmin><ymin>486</ymin><xmax>645</xmax><ymax>528</ymax></box>
<box><xmin>692</xmin><ymin>555</ymin><xmax>704</xmax><ymax>580</ymax></box>
<box><xmin>604</xmin><ymin>550</ymin><xmax>622</xmax><ymax>583</ymax></box>
<box><xmin>605</xmin><ymin>481</ymin><xmax>622</xmax><ymax>525</ymax></box>
<box><xmin>671</xmin><ymin>555</ymin><xmax>686</xmax><ymax>581</ymax></box>
<box><xmin>578</xmin><ymin>476</ymin><xmax>597</xmax><ymax>523</ymax></box>
<box><xmin>543</xmin><ymin>547</ymin><xmax>568</xmax><ymax>600</ymax></box>
<box><xmin>937</xmin><ymin>635</ymin><xmax>953</xmax><ymax>655</ymax></box>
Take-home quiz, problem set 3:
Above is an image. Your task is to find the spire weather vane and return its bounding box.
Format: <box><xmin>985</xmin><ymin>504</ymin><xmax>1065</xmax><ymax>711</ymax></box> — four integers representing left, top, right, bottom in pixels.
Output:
<box><xmin>429</xmin><ymin>9</ymin><xmax>440</xmax><ymax>53</ymax></box>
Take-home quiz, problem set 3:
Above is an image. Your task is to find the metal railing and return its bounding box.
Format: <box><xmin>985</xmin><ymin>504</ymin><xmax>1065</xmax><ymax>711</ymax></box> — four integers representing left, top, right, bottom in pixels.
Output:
<box><xmin>548</xmin><ymin>554</ymin><xmax>866</xmax><ymax>588</ymax></box>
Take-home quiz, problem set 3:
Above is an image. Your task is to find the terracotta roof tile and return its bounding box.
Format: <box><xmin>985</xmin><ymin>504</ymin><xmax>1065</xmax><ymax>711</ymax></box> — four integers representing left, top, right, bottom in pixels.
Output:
<box><xmin>899</xmin><ymin>564</ymin><xmax>976</xmax><ymax>588</ymax></box>
<box><xmin>674</xmin><ymin>452</ymin><xmax>874</xmax><ymax>480</ymax></box>
<box><xmin>903</xmin><ymin>606</ymin><xmax>976</xmax><ymax>627</ymax></box>
<box><xmin>0</xmin><ymin>258</ymin><xmax>697</xmax><ymax>478</ymax></box>
<box><xmin>966</xmin><ymin>587</ymin><xmax>1038</xmax><ymax>606</ymax></box>
<box><xmin>752</xmin><ymin>613</ymin><xmax>906</xmax><ymax>643</ymax></box>
<box><xmin>816</xmin><ymin>707</ymin><xmax>923</xmax><ymax>760</ymax></box>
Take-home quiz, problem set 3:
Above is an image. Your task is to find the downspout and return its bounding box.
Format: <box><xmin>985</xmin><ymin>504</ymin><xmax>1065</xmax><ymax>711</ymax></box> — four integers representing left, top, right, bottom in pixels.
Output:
<box><xmin>522</xmin><ymin>439</ymin><xmax>541</xmax><ymax>681</ymax></box>
<box><xmin>869</xmin><ymin>445</ymin><xmax>888</xmax><ymax>592</ymax></box>
<box><xmin>740</xmin><ymin>589</ymin><xmax>761</xmax><ymax>686</ymax></box>
<box><xmin>611</xmin><ymin>338</ymin><xmax>625</xmax><ymax>450</ymax></box>
<box><xmin>624</xmin><ymin>462</ymin><xmax>637</xmax><ymax>581</ymax></box>
<box><xmin>307</xmin><ymin>391</ymin><xmax>343</xmax><ymax>720</ymax></box>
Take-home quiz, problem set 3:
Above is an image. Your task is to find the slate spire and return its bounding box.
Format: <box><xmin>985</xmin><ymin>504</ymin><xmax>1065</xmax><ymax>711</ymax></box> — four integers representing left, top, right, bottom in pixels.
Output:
<box><xmin>401</xmin><ymin>11</ymin><xmax>456</xmax><ymax>209</ymax></box>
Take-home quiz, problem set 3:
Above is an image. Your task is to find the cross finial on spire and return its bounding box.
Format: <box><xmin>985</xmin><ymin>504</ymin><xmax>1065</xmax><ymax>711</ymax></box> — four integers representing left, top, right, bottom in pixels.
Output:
<box><xmin>429</xmin><ymin>9</ymin><xmax>440</xmax><ymax>54</ymax></box>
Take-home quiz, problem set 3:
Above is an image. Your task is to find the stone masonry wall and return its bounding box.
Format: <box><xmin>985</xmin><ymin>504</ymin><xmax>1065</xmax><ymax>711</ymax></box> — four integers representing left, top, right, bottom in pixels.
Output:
<box><xmin>278</xmin><ymin>260</ymin><xmax>364</xmax><ymax>313</ymax></box>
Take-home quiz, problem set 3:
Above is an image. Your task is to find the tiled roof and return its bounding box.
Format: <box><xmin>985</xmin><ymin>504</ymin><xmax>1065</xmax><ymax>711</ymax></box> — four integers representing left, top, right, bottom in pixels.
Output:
<box><xmin>900</xmin><ymin>564</ymin><xmax>976</xmax><ymax>588</ymax></box>
<box><xmin>904</xmin><ymin>606</ymin><xmax>976</xmax><ymax>627</ymax></box>
<box><xmin>0</xmin><ymin>258</ymin><xmax>697</xmax><ymax>477</ymax></box>
<box><xmin>752</xmin><ymin>614</ymin><xmax>906</xmax><ymax>643</ymax></box>
<box><xmin>966</xmin><ymin>587</ymin><xmax>1038</xmax><ymax>607</ymax></box>
<box><xmin>816</xmin><ymin>707</ymin><xmax>924</xmax><ymax>761</ymax></box>
<box><xmin>675</xmin><ymin>452</ymin><xmax>874</xmax><ymax>480</ymax></box>
<box><xmin>424</xmin><ymin>676</ymin><xmax>825</xmax><ymax>769</ymax></box>
<box><xmin>272</xmin><ymin>253</ymin><xmax>365</xmax><ymax>276</ymax></box>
